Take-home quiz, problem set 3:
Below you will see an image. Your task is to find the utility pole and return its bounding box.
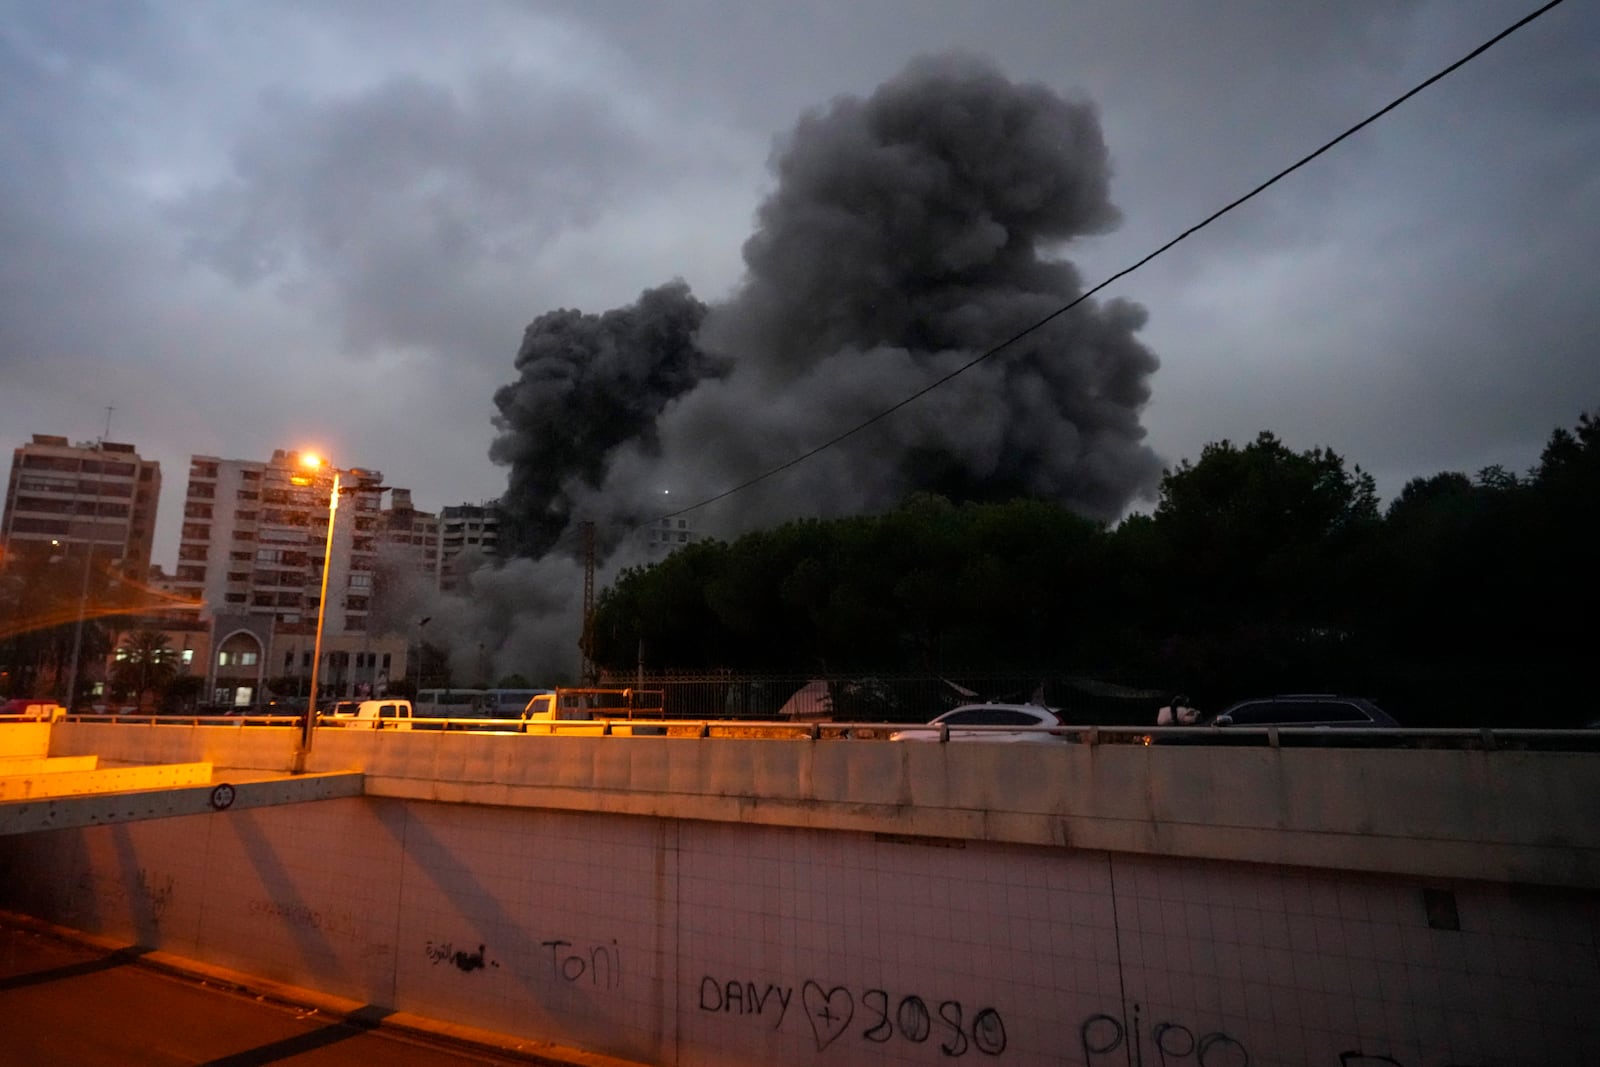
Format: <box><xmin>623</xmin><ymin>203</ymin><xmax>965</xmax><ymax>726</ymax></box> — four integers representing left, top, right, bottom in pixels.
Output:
<box><xmin>65</xmin><ymin>438</ymin><xmax>107</xmax><ymax>712</ymax></box>
<box><xmin>581</xmin><ymin>520</ymin><xmax>596</xmax><ymax>683</ymax></box>
<box><xmin>414</xmin><ymin>616</ymin><xmax>431</xmax><ymax>694</ymax></box>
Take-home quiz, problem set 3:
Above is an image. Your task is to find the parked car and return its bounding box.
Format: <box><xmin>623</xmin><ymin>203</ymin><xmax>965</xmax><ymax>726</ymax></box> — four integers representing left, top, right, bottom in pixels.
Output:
<box><xmin>325</xmin><ymin>699</ymin><xmax>414</xmax><ymax>730</ymax></box>
<box><xmin>889</xmin><ymin>703</ymin><xmax>1067</xmax><ymax>743</ymax></box>
<box><xmin>1210</xmin><ymin>694</ymin><xmax>1399</xmax><ymax>729</ymax></box>
<box><xmin>1</xmin><ymin>698</ymin><xmax>65</xmax><ymax>719</ymax></box>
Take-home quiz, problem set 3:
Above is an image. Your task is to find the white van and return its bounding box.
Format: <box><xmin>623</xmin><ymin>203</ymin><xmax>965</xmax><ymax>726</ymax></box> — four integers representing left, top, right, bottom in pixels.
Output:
<box><xmin>482</xmin><ymin>688</ymin><xmax>550</xmax><ymax>718</ymax></box>
<box><xmin>413</xmin><ymin>689</ymin><xmax>487</xmax><ymax>719</ymax></box>
<box><xmin>328</xmin><ymin>699</ymin><xmax>414</xmax><ymax>730</ymax></box>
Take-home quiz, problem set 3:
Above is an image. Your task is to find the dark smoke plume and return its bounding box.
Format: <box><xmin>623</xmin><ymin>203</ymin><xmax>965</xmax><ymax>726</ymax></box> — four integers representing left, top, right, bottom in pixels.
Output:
<box><xmin>464</xmin><ymin>53</ymin><xmax>1164</xmax><ymax>679</ymax></box>
<box><xmin>490</xmin><ymin>279</ymin><xmax>720</xmax><ymax>558</ymax></box>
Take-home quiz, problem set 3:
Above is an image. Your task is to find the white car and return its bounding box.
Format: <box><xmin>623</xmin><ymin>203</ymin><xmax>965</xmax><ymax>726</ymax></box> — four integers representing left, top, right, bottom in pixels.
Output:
<box><xmin>326</xmin><ymin>699</ymin><xmax>414</xmax><ymax>730</ymax></box>
<box><xmin>889</xmin><ymin>703</ymin><xmax>1067</xmax><ymax>743</ymax></box>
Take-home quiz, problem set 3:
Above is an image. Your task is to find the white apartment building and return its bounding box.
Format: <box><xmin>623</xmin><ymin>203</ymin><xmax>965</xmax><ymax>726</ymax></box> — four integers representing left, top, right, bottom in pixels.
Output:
<box><xmin>171</xmin><ymin>449</ymin><xmax>386</xmax><ymax>634</ymax></box>
<box><xmin>169</xmin><ymin>449</ymin><xmax>401</xmax><ymax>708</ymax></box>
<box><xmin>646</xmin><ymin>515</ymin><xmax>696</xmax><ymax>555</ymax></box>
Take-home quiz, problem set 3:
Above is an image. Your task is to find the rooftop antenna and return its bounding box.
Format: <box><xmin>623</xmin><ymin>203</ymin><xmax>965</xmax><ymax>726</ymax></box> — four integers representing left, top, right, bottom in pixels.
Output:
<box><xmin>101</xmin><ymin>403</ymin><xmax>115</xmax><ymax>444</ymax></box>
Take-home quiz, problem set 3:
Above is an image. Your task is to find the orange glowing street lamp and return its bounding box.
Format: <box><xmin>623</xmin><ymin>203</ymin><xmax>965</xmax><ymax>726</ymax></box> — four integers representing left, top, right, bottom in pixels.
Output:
<box><xmin>297</xmin><ymin>452</ymin><xmax>340</xmax><ymax>759</ymax></box>
<box><xmin>294</xmin><ymin>452</ymin><xmax>388</xmax><ymax>764</ymax></box>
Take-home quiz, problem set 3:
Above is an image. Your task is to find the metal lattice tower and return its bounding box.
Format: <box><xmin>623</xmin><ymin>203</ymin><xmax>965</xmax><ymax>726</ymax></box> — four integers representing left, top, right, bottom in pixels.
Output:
<box><xmin>580</xmin><ymin>520</ymin><xmax>596</xmax><ymax>682</ymax></box>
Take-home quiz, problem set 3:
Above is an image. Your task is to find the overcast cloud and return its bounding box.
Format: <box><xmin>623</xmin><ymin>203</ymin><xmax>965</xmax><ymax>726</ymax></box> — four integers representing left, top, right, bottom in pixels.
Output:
<box><xmin>3</xmin><ymin>0</ymin><xmax>1596</xmax><ymax>582</ymax></box>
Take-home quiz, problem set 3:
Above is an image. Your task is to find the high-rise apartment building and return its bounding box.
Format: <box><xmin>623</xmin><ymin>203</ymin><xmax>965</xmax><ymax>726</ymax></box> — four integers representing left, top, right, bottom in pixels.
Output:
<box><xmin>379</xmin><ymin>488</ymin><xmax>440</xmax><ymax>586</ymax></box>
<box><xmin>2</xmin><ymin>434</ymin><xmax>161</xmax><ymax>579</ymax></box>
<box><xmin>438</xmin><ymin>501</ymin><xmax>500</xmax><ymax>591</ymax></box>
<box><xmin>171</xmin><ymin>449</ymin><xmax>386</xmax><ymax>634</ymax></box>
<box><xmin>646</xmin><ymin>515</ymin><xmax>696</xmax><ymax>556</ymax></box>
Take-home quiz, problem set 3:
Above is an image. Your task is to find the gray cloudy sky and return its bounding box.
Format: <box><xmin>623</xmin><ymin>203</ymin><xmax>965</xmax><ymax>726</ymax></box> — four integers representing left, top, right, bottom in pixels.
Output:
<box><xmin>3</xmin><ymin>0</ymin><xmax>1596</xmax><ymax>572</ymax></box>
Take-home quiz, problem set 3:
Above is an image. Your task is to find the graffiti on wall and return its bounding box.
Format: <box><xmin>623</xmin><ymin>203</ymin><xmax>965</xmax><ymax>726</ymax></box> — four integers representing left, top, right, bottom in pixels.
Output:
<box><xmin>415</xmin><ymin>937</ymin><xmax>618</xmax><ymax>988</ymax></box>
<box><xmin>1077</xmin><ymin>1011</ymin><xmax>1483</xmax><ymax>1067</ymax></box>
<box><xmin>700</xmin><ymin>975</ymin><xmax>1006</xmax><ymax>1055</ymax></box>
<box><xmin>72</xmin><ymin>867</ymin><xmax>173</xmax><ymax>925</ymax></box>
<box><xmin>248</xmin><ymin>898</ymin><xmax>370</xmax><ymax>944</ymax></box>
<box><xmin>1080</xmin><ymin>1012</ymin><xmax>1248</xmax><ymax>1066</ymax></box>
<box><xmin>425</xmin><ymin>940</ymin><xmax>499</xmax><ymax>972</ymax></box>
<box><xmin>542</xmin><ymin>938</ymin><xmax>621</xmax><ymax>991</ymax></box>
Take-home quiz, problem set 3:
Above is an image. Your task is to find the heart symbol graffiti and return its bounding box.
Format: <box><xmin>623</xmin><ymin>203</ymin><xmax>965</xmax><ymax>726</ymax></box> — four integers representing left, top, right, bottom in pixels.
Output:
<box><xmin>801</xmin><ymin>981</ymin><xmax>854</xmax><ymax>1051</ymax></box>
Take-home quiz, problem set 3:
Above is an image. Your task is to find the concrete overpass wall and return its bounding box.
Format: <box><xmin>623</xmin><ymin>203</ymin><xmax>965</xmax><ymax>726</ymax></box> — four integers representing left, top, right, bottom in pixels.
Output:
<box><xmin>0</xmin><ymin>723</ymin><xmax>1595</xmax><ymax>1065</ymax></box>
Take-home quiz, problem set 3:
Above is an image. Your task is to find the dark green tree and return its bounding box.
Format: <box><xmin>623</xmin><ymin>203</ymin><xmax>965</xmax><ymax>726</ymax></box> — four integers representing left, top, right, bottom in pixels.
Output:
<box><xmin>109</xmin><ymin>628</ymin><xmax>179</xmax><ymax>709</ymax></box>
<box><xmin>1147</xmin><ymin>432</ymin><xmax>1379</xmax><ymax>702</ymax></box>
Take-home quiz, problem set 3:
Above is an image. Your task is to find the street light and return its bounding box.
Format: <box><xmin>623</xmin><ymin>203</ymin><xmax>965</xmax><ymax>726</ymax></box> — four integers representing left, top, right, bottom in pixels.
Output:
<box><xmin>414</xmin><ymin>616</ymin><xmax>431</xmax><ymax>695</ymax></box>
<box><xmin>293</xmin><ymin>453</ymin><xmax>388</xmax><ymax>763</ymax></box>
<box><xmin>296</xmin><ymin>453</ymin><xmax>340</xmax><ymax>759</ymax></box>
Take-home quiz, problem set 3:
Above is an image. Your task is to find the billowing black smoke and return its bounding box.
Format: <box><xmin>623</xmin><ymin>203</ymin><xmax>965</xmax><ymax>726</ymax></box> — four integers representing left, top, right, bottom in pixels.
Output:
<box><xmin>490</xmin><ymin>280</ymin><xmax>720</xmax><ymax>558</ymax></box>
<box><xmin>436</xmin><ymin>53</ymin><xmax>1164</xmax><ymax>682</ymax></box>
<box><xmin>492</xmin><ymin>53</ymin><xmax>1161</xmax><ymax>563</ymax></box>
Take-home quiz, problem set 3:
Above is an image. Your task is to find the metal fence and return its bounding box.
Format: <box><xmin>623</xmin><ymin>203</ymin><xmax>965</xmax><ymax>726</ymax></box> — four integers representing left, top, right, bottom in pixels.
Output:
<box><xmin>592</xmin><ymin>671</ymin><xmax>1171</xmax><ymax>725</ymax></box>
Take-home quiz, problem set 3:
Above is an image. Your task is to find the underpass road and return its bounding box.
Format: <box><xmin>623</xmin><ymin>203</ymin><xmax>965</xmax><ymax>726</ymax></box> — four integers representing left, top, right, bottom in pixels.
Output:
<box><xmin>0</xmin><ymin>916</ymin><xmax>634</xmax><ymax>1067</ymax></box>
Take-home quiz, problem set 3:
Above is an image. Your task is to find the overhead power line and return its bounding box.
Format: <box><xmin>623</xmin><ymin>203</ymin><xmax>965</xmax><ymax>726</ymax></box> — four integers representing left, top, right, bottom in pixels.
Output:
<box><xmin>655</xmin><ymin>0</ymin><xmax>1567</xmax><ymax>526</ymax></box>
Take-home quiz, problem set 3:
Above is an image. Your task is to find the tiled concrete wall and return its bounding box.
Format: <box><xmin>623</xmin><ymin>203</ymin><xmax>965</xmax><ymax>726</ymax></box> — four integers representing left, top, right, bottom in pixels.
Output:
<box><xmin>41</xmin><ymin>723</ymin><xmax>1600</xmax><ymax>890</ymax></box>
<box><xmin>2</xmin><ymin>796</ymin><xmax>1596</xmax><ymax>1066</ymax></box>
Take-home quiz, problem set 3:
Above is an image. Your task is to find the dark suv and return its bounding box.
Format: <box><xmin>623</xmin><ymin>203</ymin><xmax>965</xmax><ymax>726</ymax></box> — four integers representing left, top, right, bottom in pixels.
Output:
<box><xmin>1212</xmin><ymin>694</ymin><xmax>1398</xmax><ymax>728</ymax></box>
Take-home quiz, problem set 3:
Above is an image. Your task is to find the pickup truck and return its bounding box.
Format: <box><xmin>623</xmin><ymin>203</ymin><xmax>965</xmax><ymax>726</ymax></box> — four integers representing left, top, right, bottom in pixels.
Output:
<box><xmin>520</xmin><ymin>688</ymin><xmax>666</xmax><ymax>735</ymax></box>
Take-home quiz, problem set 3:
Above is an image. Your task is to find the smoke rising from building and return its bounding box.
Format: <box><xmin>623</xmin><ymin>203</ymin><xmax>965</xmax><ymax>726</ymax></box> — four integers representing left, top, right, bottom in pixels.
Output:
<box><xmin>418</xmin><ymin>53</ymin><xmax>1166</xmax><ymax>682</ymax></box>
<box><xmin>489</xmin><ymin>280</ymin><xmax>721</xmax><ymax>559</ymax></box>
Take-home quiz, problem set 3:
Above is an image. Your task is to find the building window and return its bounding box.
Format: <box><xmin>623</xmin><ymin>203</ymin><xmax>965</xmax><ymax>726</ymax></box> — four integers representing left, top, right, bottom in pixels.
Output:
<box><xmin>218</xmin><ymin>651</ymin><xmax>259</xmax><ymax>667</ymax></box>
<box><xmin>178</xmin><ymin>544</ymin><xmax>208</xmax><ymax>561</ymax></box>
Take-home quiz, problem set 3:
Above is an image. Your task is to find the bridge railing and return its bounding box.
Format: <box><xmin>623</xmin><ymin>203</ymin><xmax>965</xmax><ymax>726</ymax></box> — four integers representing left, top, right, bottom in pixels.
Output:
<box><xmin>35</xmin><ymin>712</ymin><xmax>1600</xmax><ymax>751</ymax></box>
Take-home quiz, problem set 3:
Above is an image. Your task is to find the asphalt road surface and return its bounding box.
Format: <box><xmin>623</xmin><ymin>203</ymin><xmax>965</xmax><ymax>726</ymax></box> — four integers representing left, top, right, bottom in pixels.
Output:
<box><xmin>0</xmin><ymin>918</ymin><xmax>599</xmax><ymax>1067</ymax></box>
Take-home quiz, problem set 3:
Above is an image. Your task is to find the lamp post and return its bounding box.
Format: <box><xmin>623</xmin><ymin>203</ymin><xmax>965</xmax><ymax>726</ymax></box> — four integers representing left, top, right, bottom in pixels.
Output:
<box><xmin>299</xmin><ymin>460</ymin><xmax>341</xmax><ymax>759</ymax></box>
<box><xmin>414</xmin><ymin>616</ymin><xmax>431</xmax><ymax>695</ymax></box>
<box><xmin>293</xmin><ymin>453</ymin><xmax>388</xmax><ymax>766</ymax></box>
<box><xmin>65</xmin><ymin>444</ymin><xmax>108</xmax><ymax>713</ymax></box>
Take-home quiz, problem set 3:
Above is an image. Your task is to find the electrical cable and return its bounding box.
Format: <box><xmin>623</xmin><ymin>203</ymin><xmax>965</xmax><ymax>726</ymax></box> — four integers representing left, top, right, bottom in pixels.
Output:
<box><xmin>649</xmin><ymin>0</ymin><xmax>1567</xmax><ymax>527</ymax></box>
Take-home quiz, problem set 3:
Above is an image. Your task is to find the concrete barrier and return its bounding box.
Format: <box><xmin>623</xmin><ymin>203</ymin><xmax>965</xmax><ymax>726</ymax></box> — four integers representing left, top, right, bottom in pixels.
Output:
<box><xmin>3</xmin><ymin>722</ymin><xmax>1595</xmax><ymax>1065</ymax></box>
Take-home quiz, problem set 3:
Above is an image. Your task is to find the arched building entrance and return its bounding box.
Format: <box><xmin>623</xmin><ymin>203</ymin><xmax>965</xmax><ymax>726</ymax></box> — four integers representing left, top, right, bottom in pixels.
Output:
<box><xmin>208</xmin><ymin>628</ymin><xmax>265</xmax><ymax>710</ymax></box>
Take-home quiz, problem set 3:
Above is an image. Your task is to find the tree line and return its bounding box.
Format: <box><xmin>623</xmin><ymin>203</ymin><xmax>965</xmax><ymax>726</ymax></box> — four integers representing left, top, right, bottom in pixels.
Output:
<box><xmin>590</xmin><ymin>413</ymin><xmax>1599</xmax><ymax>728</ymax></box>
